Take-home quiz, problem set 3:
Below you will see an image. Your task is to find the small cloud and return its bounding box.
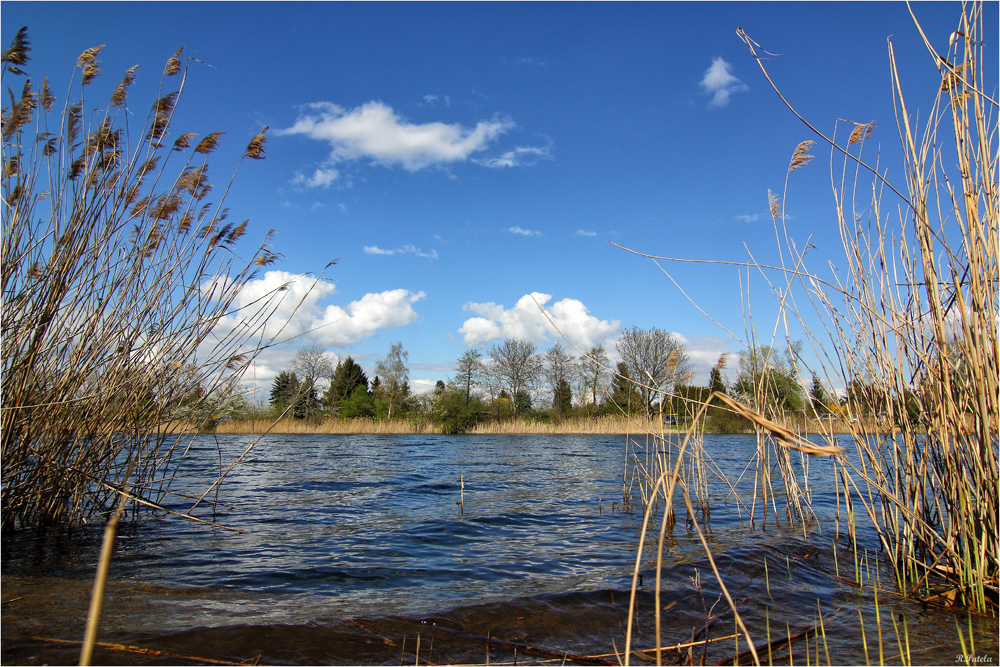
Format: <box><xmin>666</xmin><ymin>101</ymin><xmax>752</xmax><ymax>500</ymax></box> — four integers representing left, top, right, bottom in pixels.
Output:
<box><xmin>364</xmin><ymin>244</ymin><xmax>439</xmax><ymax>259</ymax></box>
<box><xmin>507</xmin><ymin>226</ymin><xmax>541</xmax><ymax>237</ymax></box>
<box><xmin>291</xmin><ymin>167</ymin><xmax>340</xmax><ymax>188</ymax></box>
<box><xmin>516</xmin><ymin>57</ymin><xmax>547</xmax><ymax>67</ymax></box>
<box><xmin>699</xmin><ymin>57</ymin><xmax>748</xmax><ymax>108</ymax></box>
<box><xmin>338</xmin><ymin>203</ymin><xmax>347</xmax><ymax>213</ymax></box>
<box><xmin>576</xmin><ymin>229</ymin><xmax>597</xmax><ymax>237</ymax></box>
<box><xmin>311</xmin><ymin>202</ymin><xmax>326</xmax><ymax>212</ymax></box>
<box><xmin>279</xmin><ymin>100</ymin><xmax>514</xmax><ymax>173</ymax></box>
<box><xmin>474</xmin><ymin>144</ymin><xmax>551</xmax><ymax>169</ymax></box>
<box><xmin>281</xmin><ymin>201</ymin><xmax>292</xmax><ymax>208</ymax></box>
<box><xmin>422</xmin><ymin>94</ymin><xmax>451</xmax><ymax>107</ymax></box>
<box><xmin>735</xmin><ymin>213</ymin><xmax>760</xmax><ymax>223</ymax></box>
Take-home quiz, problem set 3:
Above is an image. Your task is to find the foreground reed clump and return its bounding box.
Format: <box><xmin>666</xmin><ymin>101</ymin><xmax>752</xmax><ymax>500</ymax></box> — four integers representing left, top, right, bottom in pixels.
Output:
<box><xmin>0</xmin><ymin>30</ymin><xmax>296</xmax><ymax>533</ymax></box>
<box><xmin>613</xmin><ymin>8</ymin><xmax>997</xmax><ymax>661</ymax></box>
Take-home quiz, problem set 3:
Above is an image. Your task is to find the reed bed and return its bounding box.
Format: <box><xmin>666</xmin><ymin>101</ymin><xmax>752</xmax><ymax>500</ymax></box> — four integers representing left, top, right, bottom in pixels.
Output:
<box><xmin>613</xmin><ymin>6</ymin><xmax>997</xmax><ymax>664</ymax></box>
<box><xmin>212</xmin><ymin>414</ymin><xmax>665</xmax><ymax>435</ymax></box>
<box><xmin>0</xmin><ymin>33</ymin><xmax>306</xmax><ymax>533</ymax></box>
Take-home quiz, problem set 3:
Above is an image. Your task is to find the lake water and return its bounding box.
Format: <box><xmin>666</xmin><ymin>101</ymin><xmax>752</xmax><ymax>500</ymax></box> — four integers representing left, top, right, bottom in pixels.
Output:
<box><xmin>2</xmin><ymin>434</ymin><xmax>996</xmax><ymax>665</ymax></box>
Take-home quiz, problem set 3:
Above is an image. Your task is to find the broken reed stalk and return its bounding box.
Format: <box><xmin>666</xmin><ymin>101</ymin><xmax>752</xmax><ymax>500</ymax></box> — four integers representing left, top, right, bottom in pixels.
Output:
<box><xmin>0</xmin><ymin>29</ymin><xmax>319</xmax><ymax>533</ymax></box>
<box><xmin>79</xmin><ymin>479</ymin><xmax>129</xmax><ymax>666</ymax></box>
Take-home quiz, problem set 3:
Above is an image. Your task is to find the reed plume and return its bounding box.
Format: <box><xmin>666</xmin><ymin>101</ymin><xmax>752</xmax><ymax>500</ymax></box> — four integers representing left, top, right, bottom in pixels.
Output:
<box><xmin>0</xmin><ymin>30</ymin><xmax>303</xmax><ymax>533</ymax></box>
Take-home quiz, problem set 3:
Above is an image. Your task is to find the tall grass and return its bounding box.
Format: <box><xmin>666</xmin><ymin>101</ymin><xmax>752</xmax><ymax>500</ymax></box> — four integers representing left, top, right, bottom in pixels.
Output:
<box><xmin>212</xmin><ymin>414</ymin><xmax>663</xmax><ymax>435</ymax></box>
<box><xmin>737</xmin><ymin>3</ymin><xmax>998</xmax><ymax>612</ymax></box>
<box><xmin>0</xmin><ymin>31</ymin><xmax>301</xmax><ymax>533</ymax></box>
<box><xmin>613</xmin><ymin>7</ymin><xmax>997</xmax><ymax>663</ymax></box>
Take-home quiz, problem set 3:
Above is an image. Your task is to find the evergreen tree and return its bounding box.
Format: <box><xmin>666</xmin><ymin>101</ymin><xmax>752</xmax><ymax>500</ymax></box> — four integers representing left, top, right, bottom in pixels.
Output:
<box><xmin>514</xmin><ymin>390</ymin><xmax>533</xmax><ymax>416</ymax></box>
<box><xmin>610</xmin><ymin>362</ymin><xmax>641</xmax><ymax>414</ymax></box>
<box><xmin>269</xmin><ymin>371</ymin><xmax>300</xmax><ymax>411</ymax></box>
<box><xmin>324</xmin><ymin>357</ymin><xmax>369</xmax><ymax>414</ymax></box>
<box><xmin>339</xmin><ymin>384</ymin><xmax>375</xmax><ymax>419</ymax></box>
<box><xmin>553</xmin><ymin>378</ymin><xmax>573</xmax><ymax>414</ymax></box>
<box><xmin>294</xmin><ymin>378</ymin><xmax>320</xmax><ymax>419</ymax></box>
<box><xmin>809</xmin><ymin>373</ymin><xmax>828</xmax><ymax>415</ymax></box>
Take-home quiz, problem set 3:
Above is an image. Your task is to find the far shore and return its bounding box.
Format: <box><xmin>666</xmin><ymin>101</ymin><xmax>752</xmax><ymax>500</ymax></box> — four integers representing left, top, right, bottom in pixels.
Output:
<box><xmin>202</xmin><ymin>415</ymin><xmax>863</xmax><ymax>436</ymax></box>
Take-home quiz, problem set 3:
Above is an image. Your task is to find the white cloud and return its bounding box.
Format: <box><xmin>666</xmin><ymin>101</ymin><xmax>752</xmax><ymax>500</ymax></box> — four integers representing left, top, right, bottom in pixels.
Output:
<box><xmin>410</xmin><ymin>378</ymin><xmax>439</xmax><ymax>394</ymax></box>
<box><xmin>474</xmin><ymin>145</ymin><xmax>551</xmax><ymax>168</ymax></box>
<box><xmin>735</xmin><ymin>213</ymin><xmax>760</xmax><ymax>223</ymax></box>
<box><xmin>291</xmin><ymin>167</ymin><xmax>340</xmax><ymax>188</ymax></box>
<box><xmin>672</xmin><ymin>334</ymin><xmax>735</xmax><ymax>384</ymax></box>
<box><xmin>279</xmin><ymin>101</ymin><xmax>514</xmax><ymax>172</ymax></box>
<box><xmin>422</xmin><ymin>94</ymin><xmax>451</xmax><ymax>107</ymax></box>
<box><xmin>459</xmin><ymin>292</ymin><xmax>620</xmax><ymax>349</ymax></box>
<box><xmin>507</xmin><ymin>226</ymin><xmax>541</xmax><ymax>237</ymax></box>
<box><xmin>576</xmin><ymin>229</ymin><xmax>597</xmax><ymax>237</ymax></box>
<box><xmin>210</xmin><ymin>270</ymin><xmax>424</xmax><ymax>349</ymax></box>
<box><xmin>699</xmin><ymin>57</ymin><xmax>748</xmax><ymax>108</ymax></box>
<box><xmin>364</xmin><ymin>244</ymin><xmax>439</xmax><ymax>259</ymax></box>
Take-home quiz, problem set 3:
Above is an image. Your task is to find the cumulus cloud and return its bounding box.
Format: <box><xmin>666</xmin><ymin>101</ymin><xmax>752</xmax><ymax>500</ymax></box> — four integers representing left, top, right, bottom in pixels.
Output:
<box><xmin>576</xmin><ymin>229</ymin><xmax>597</xmax><ymax>237</ymax></box>
<box><xmin>364</xmin><ymin>244</ymin><xmax>439</xmax><ymax>259</ymax></box>
<box><xmin>210</xmin><ymin>270</ymin><xmax>424</xmax><ymax>348</ymax></box>
<box><xmin>507</xmin><ymin>226</ymin><xmax>541</xmax><ymax>237</ymax></box>
<box><xmin>699</xmin><ymin>57</ymin><xmax>748</xmax><ymax>108</ymax></box>
<box><xmin>459</xmin><ymin>292</ymin><xmax>620</xmax><ymax>348</ymax></box>
<box><xmin>279</xmin><ymin>101</ymin><xmax>514</xmax><ymax>173</ymax></box>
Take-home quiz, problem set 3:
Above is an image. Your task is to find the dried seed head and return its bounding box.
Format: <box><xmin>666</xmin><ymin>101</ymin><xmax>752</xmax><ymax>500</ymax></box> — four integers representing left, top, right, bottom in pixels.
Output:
<box><xmin>76</xmin><ymin>45</ymin><xmax>104</xmax><ymax>85</ymax></box>
<box><xmin>788</xmin><ymin>140</ymin><xmax>815</xmax><ymax>173</ymax></box>
<box><xmin>164</xmin><ymin>47</ymin><xmax>184</xmax><ymax>76</ymax></box>
<box><xmin>2</xmin><ymin>27</ymin><xmax>31</xmax><ymax>75</ymax></box>
<box><xmin>951</xmin><ymin>91</ymin><xmax>971</xmax><ymax>108</ymax></box>
<box><xmin>768</xmin><ymin>190</ymin><xmax>781</xmax><ymax>220</ymax></box>
<box><xmin>39</xmin><ymin>77</ymin><xmax>55</xmax><ymax>112</ymax></box>
<box><xmin>194</xmin><ymin>131</ymin><xmax>225</xmax><ymax>154</ymax></box>
<box><xmin>111</xmin><ymin>65</ymin><xmax>138</xmax><ymax>107</ymax></box>
<box><xmin>941</xmin><ymin>62</ymin><xmax>969</xmax><ymax>91</ymax></box>
<box><xmin>848</xmin><ymin>121</ymin><xmax>875</xmax><ymax>145</ymax></box>
<box><xmin>173</xmin><ymin>132</ymin><xmax>198</xmax><ymax>150</ymax></box>
<box><xmin>244</xmin><ymin>127</ymin><xmax>268</xmax><ymax>160</ymax></box>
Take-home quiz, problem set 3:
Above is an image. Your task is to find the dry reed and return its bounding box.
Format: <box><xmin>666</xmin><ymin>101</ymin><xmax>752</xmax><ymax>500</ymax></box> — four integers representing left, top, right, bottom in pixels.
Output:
<box><xmin>212</xmin><ymin>414</ymin><xmax>662</xmax><ymax>435</ymax></box>
<box><xmin>0</xmin><ymin>31</ymin><xmax>313</xmax><ymax>533</ymax></box>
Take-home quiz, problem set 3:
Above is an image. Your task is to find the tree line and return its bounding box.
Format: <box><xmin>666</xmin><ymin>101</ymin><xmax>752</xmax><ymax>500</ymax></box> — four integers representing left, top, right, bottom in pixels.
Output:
<box><xmin>258</xmin><ymin>327</ymin><xmax>702</xmax><ymax>432</ymax></box>
<box><xmin>207</xmin><ymin>330</ymin><xmax>898</xmax><ymax>434</ymax></box>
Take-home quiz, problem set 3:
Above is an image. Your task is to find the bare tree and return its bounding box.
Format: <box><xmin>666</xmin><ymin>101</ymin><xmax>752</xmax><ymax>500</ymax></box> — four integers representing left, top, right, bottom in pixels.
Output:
<box><xmin>488</xmin><ymin>338</ymin><xmax>543</xmax><ymax>417</ymax></box>
<box><xmin>615</xmin><ymin>327</ymin><xmax>693</xmax><ymax>416</ymax></box>
<box><xmin>289</xmin><ymin>343</ymin><xmax>336</xmax><ymax>385</ymax></box>
<box><xmin>375</xmin><ymin>341</ymin><xmax>409</xmax><ymax>418</ymax></box>
<box><xmin>452</xmin><ymin>348</ymin><xmax>484</xmax><ymax>406</ymax></box>
<box><xmin>543</xmin><ymin>342</ymin><xmax>577</xmax><ymax>412</ymax></box>
<box><xmin>577</xmin><ymin>344</ymin><xmax>611</xmax><ymax>409</ymax></box>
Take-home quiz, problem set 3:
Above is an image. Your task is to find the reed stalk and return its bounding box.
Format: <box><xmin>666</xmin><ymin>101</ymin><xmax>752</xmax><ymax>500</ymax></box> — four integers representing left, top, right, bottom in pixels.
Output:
<box><xmin>0</xmin><ymin>30</ymin><xmax>316</xmax><ymax>533</ymax></box>
<box><xmin>619</xmin><ymin>2</ymin><xmax>997</xmax><ymax>618</ymax></box>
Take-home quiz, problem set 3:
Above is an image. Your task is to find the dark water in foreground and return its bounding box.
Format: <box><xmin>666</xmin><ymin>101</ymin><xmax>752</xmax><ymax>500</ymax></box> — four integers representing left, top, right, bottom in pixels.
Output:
<box><xmin>2</xmin><ymin>434</ymin><xmax>996</xmax><ymax>665</ymax></box>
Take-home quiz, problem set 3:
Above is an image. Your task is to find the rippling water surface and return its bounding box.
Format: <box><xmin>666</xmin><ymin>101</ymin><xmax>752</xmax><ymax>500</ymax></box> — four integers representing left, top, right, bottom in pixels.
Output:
<box><xmin>2</xmin><ymin>434</ymin><xmax>996</xmax><ymax>665</ymax></box>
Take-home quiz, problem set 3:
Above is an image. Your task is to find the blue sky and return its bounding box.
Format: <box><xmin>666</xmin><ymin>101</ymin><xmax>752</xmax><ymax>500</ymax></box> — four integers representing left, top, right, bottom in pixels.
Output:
<box><xmin>5</xmin><ymin>2</ymin><xmax>995</xmax><ymax>396</ymax></box>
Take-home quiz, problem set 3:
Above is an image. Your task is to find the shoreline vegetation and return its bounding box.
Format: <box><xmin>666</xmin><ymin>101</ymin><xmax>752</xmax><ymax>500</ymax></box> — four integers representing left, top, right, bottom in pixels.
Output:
<box><xmin>205</xmin><ymin>415</ymin><xmax>869</xmax><ymax>436</ymax></box>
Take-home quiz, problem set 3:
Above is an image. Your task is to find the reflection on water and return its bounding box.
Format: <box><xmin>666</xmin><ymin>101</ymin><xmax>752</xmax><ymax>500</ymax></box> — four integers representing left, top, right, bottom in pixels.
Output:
<box><xmin>2</xmin><ymin>434</ymin><xmax>996</xmax><ymax>665</ymax></box>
